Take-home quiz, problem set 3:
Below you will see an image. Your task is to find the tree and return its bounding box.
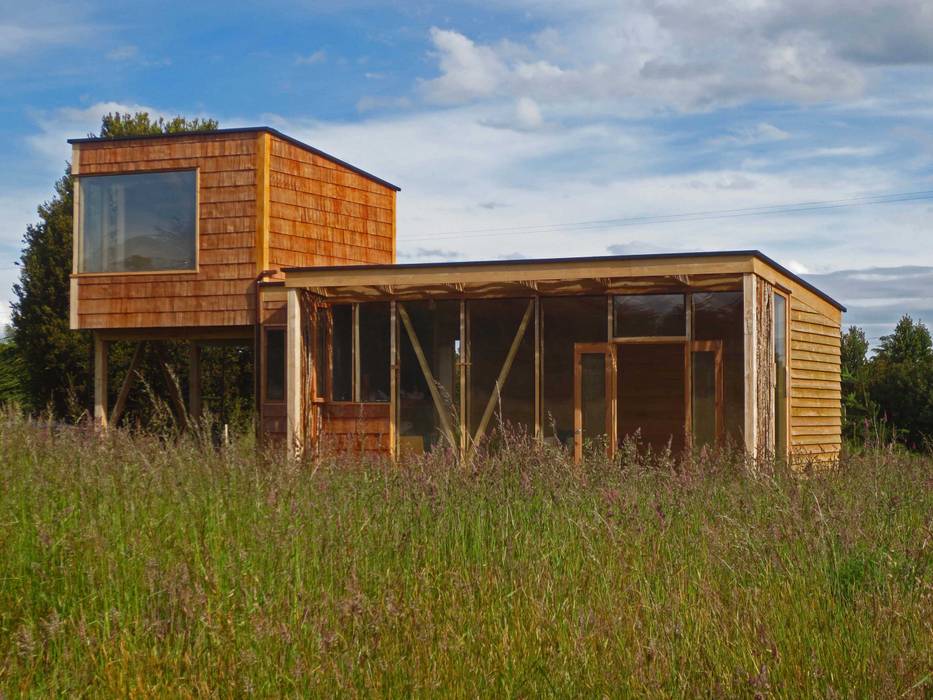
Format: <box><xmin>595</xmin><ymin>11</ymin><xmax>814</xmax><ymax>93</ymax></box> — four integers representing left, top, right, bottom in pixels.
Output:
<box><xmin>841</xmin><ymin>325</ymin><xmax>875</xmax><ymax>444</ymax></box>
<box><xmin>869</xmin><ymin>315</ymin><xmax>933</xmax><ymax>448</ymax></box>
<box><xmin>10</xmin><ymin>112</ymin><xmax>221</xmax><ymax>417</ymax></box>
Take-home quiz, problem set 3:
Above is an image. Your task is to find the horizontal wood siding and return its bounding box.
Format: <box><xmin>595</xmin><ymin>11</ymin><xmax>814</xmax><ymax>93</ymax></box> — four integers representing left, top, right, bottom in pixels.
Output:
<box><xmin>75</xmin><ymin>133</ymin><xmax>258</xmax><ymax>329</ymax></box>
<box><xmin>268</xmin><ymin>135</ymin><xmax>395</xmax><ymax>269</ymax></box>
<box><xmin>790</xmin><ymin>295</ymin><xmax>842</xmax><ymax>462</ymax></box>
<box><xmin>320</xmin><ymin>403</ymin><xmax>390</xmax><ymax>454</ymax></box>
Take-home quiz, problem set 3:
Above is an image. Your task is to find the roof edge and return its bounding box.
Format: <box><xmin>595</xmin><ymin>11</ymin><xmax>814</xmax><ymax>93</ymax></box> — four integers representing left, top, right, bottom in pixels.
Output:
<box><xmin>282</xmin><ymin>250</ymin><xmax>846</xmax><ymax>312</ymax></box>
<box><xmin>67</xmin><ymin>126</ymin><xmax>401</xmax><ymax>192</ymax></box>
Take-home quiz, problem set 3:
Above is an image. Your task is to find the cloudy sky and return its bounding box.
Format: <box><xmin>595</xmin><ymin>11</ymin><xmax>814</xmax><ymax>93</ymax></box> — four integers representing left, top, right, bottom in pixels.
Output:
<box><xmin>4</xmin><ymin>0</ymin><xmax>933</xmax><ymax>342</ymax></box>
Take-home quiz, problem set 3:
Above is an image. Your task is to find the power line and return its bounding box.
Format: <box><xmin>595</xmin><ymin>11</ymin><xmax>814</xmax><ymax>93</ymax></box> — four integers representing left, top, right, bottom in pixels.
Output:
<box><xmin>398</xmin><ymin>188</ymin><xmax>933</xmax><ymax>242</ymax></box>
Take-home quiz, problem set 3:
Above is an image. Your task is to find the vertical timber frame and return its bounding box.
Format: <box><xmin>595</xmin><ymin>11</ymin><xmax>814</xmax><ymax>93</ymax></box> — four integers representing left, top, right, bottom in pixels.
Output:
<box><xmin>93</xmin><ymin>332</ymin><xmax>108</xmax><ymax>429</ymax></box>
<box><xmin>286</xmin><ymin>287</ymin><xmax>302</xmax><ymax>455</ymax></box>
<box><xmin>70</xmin><ymin>144</ymin><xmax>81</xmax><ymax>330</ymax></box>
<box><xmin>389</xmin><ymin>300</ymin><xmax>398</xmax><ymax>459</ymax></box>
<box><xmin>743</xmin><ymin>272</ymin><xmax>759</xmax><ymax>458</ymax></box>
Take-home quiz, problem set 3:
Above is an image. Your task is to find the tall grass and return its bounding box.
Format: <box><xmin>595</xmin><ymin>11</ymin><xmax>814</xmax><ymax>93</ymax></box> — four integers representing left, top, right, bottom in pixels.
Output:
<box><xmin>0</xmin><ymin>415</ymin><xmax>930</xmax><ymax>697</ymax></box>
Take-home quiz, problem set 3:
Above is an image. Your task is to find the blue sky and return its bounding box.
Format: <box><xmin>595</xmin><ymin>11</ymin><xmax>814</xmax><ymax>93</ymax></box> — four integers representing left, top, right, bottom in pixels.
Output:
<box><xmin>4</xmin><ymin>0</ymin><xmax>933</xmax><ymax>341</ymax></box>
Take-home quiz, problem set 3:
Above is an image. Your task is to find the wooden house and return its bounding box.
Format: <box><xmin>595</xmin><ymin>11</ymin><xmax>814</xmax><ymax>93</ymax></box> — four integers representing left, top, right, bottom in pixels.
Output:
<box><xmin>70</xmin><ymin>128</ymin><xmax>844</xmax><ymax>463</ymax></box>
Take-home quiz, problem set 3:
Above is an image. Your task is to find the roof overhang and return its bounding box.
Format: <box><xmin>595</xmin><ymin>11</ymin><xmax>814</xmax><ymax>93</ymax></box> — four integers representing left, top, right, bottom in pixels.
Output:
<box><xmin>282</xmin><ymin>250</ymin><xmax>845</xmax><ymax>315</ymax></box>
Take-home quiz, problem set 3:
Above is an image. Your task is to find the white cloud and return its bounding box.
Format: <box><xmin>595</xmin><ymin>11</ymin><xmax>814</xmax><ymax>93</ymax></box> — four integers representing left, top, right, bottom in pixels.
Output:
<box><xmin>296</xmin><ymin>50</ymin><xmax>327</xmax><ymax>65</ymax></box>
<box><xmin>107</xmin><ymin>44</ymin><xmax>139</xmax><ymax>61</ymax></box>
<box><xmin>710</xmin><ymin>122</ymin><xmax>792</xmax><ymax>147</ymax></box>
<box><xmin>421</xmin><ymin>28</ymin><xmax>509</xmax><ymax>103</ymax></box>
<box><xmin>0</xmin><ymin>23</ymin><xmax>76</xmax><ymax>55</ymax></box>
<box><xmin>513</xmin><ymin>97</ymin><xmax>543</xmax><ymax>130</ymax></box>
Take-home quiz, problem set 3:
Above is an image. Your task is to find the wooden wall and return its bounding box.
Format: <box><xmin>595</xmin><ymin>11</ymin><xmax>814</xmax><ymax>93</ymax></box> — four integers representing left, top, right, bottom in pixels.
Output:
<box><xmin>319</xmin><ymin>403</ymin><xmax>391</xmax><ymax>455</ymax></box>
<box><xmin>789</xmin><ymin>295</ymin><xmax>842</xmax><ymax>462</ymax></box>
<box><xmin>267</xmin><ymin>134</ymin><xmax>395</xmax><ymax>268</ymax></box>
<box><xmin>73</xmin><ymin>133</ymin><xmax>259</xmax><ymax>330</ymax></box>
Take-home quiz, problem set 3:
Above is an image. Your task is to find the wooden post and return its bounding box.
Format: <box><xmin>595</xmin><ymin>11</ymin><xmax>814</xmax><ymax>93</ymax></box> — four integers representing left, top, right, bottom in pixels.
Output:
<box><xmin>286</xmin><ymin>288</ymin><xmax>302</xmax><ymax>456</ymax></box>
<box><xmin>110</xmin><ymin>341</ymin><xmax>146</xmax><ymax>427</ymax></box>
<box><xmin>533</xmin><ymin>295</ymin><xmax>541</xmax><ymax>439</ymax></box>
<box><xmin>352</xmin><ymin>303</ymin><xmax>361</xmax><ymax>402</ymax></box>
<box><xmin>93</xmin><ymin>333</ymin><xmax>108</xmax><ymax>429</ymax></box>
<box><xmin>743</xmin><ymin>273</ymin><xmax>758</xmax><ymax>457</ymax></box>
<box><xmin>685</xmin><ymin>293</ymin><xmax>693</xmax><ymax>451</ymax></box>
<box><xmin>471</xmin><ymin>300</ymin><xmax>534</xmax><ymax>450</ymax></box>
<box><xmin>389</xmin><ymin>301</ymin><xmax>397</xmax><ymax>459</ymax></box>
<box><xmin>459</xmin><ymin>300</ymin><xmax>468</xmax><ymax>455</ymax></box>
<box><xmin>188</xmin><ymin>342</ymin><xmax>202</xmax><ymax>422</ymax></box>
<box><xmin>398</xmin><ymin>303</ymin><xmax>457</xmax><ymax>450</ymax></box>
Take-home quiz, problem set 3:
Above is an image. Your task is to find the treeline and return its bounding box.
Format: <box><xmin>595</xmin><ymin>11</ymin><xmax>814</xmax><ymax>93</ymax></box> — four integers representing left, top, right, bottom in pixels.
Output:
<box><xmin>842</xmin><ymin>315</ymin><xmax>933</xmax><ymax>450</ymax></box>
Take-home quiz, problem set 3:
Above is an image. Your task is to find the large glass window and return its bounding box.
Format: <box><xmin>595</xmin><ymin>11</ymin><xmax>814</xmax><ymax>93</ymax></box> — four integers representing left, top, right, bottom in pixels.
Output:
<box><xmin>331</xmin><ymin>305</ymin><xmax>353</xmax><ymax>401</ymax></box>
<box><xmin>614</xmin><ymin>294</ymin><xmax>685</xmax><ymax>337</ymax></box>
<box><xmin>79</xmin><ymin>170</ymin><xmax>197</xmax><ymax>273</ymax></box>
<box><xmin>265</xmin><ymin>329</ymin><xmax>285</xmax><ymax>402</ymax></box>
<box><xmin>542</xmin><ymin>296</ymin><xmax>607</xmax><ymax>445</ymax></box>
<box><xmin>693</xmin><ymin>292</ymin><xmax>744</xmax><ymax>442</ymax></box>
<box><xmin>359</xmin><ymin>303</ymin><xmax>390</xmax><ymax>402</ymax></box>
<box><xmin>774</xmin><ymin>293</ymin><xmax>788</xmax><ymax>459</ymax></box>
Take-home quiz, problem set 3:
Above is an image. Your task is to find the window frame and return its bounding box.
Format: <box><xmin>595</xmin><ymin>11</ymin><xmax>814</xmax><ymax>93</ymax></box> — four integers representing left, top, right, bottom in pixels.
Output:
<box><xmin>262</xmin><ymin>325</ymin><xmax>287</xmax><ymax>404</ymax></box>
<box><xmin>73</xmin><ymin>167</ymin><xmax>201</xmax><ymax>277</ymax></box>
<box><xmin>773</xmin><ymin>289</ymin><xmax>791</xmax><ymax>460</ymax></box>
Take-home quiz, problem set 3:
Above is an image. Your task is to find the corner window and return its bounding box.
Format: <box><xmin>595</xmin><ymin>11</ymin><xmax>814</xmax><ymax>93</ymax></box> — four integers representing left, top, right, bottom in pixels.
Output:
<box><xmin>774</xmin><ymin>293</ymin><xmax>788</xmax><ymax>459</ymax></box>
<box><xmin>265</xmin><ymin>329</ymin><xmax>285</xmax><ymax>402</ymax></box>
<box><xmin>78</xmin><ymin>170</ymin><xmax>197</xmax><ymax>273</ymax></box>
<box><xmin>613</xmin><ymin>294</ymin><xmax>685</xmax><ymax>337</ymax></box>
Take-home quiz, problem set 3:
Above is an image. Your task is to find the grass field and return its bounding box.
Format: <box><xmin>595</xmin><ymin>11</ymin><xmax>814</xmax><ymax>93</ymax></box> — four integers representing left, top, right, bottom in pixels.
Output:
<box><xmin>0</xmin><ymin>416</ymin><xmax>930</xmax><ymax>697</ymax></box>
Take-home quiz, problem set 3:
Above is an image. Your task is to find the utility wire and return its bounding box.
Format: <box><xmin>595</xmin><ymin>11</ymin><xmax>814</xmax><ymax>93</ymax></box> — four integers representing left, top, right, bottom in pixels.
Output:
<box><xmin>398</xmin><ymin>188</ymin><xmax>933</xmax><ymax>242</ymax></box>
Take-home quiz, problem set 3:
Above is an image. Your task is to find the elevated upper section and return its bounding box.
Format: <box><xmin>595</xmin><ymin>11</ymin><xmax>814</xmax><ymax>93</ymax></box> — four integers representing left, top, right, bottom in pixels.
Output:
<box><xmin>69</xmin><ymin>128</ymin><xmax>398</xmax><ymax>332</ymax></box>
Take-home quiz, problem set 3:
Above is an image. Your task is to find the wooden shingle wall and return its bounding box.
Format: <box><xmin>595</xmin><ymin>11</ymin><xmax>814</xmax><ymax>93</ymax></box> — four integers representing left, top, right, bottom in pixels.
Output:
<box><xmin>790</xmin><ymin>295</ymin><xmax>842</xmax><ymax>462</ymax></box>
<box><xmin>267</xmin><ymin>134</ymin><xmax>395</xmax><ymax>268</ymax></box>
<box><xmin>74</xmin><ymin>133</ymin><xmax>258</xmax><ymax>329</ymax></box>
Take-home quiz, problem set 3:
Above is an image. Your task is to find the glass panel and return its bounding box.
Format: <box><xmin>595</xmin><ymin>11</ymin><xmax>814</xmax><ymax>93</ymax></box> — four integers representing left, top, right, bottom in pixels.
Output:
<box><xmin>580</xmin><ymin>353</ymin><xmax>607</xmax><ymax>447</ymax></box>
<box><xmin>265</xmin><ymin>329</ymin><xmax>285</xmax><ymax>402</ymax></box>
<box><xmin>359</xmin><ymin>303</ymin><xmax>390</xmax><ymax>402</ymax></box>
<box><xmin>774</xmin><ymin>294</ymin><xmax>788</xmax><ymax>459</ymax></box>
<box><xmin>692</xmin><ymin>351</ymin><xmax>716</xmax><ymax>449</ymax></box>
<box><xmin>618</xmin><ymin>343</ymin><xmax>685</xmax><ymax>453</ymax></box>
<box><xmin>693</xmin><ymin>292</ymin><xmax>743</xmax><ymax>442</ymax></box>
<box><xmin>79</xmin><ymin>170</ymin><xmax>197</xmax><ymax>273</ymax></box>
<box><xmin>542</xmin><ymin>296</ymin><xmax>607</xmax><ymax>446</ymax></box>
<box><xmin>613</xmin><ymin>294</ymin><xmax>685</xmax><ymax>337</ymax></box>
<box><xmin>469</xmin><ymin>299</ymin><xmax>534</xmax><ymax>438</ymax></box>
<box><xmin>399</xmin><ymin>301</ymin><xmax>460</xmax><ymax>453</ymax></box>
<box><xmin>313</xmin><ymin>309</ymin><xmax>326</xmax><ymax>399</ymax></box>
<box><xmin>331</xmin><ymin>305</ymin><xmax>353</xmax><ymax>402</ymax></box>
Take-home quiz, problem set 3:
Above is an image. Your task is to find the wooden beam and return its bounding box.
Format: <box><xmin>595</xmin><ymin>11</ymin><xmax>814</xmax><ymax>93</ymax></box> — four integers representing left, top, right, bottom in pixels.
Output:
<box><xmin>286</xmin><ymin>288</ymin><xmax>302</xmax><ymax>456</ymax></box>
<box><xmin>352</xmin><ymin>304</ymin><xmax>361</xmax><ymax>402</ymax></box>
<box><xmin>397</xmin><ymin>303</ymin><xmax>457</xmax><ymax>451</ymax></box>
<box><xmin>743</xmin><ymin>273</ymin><xmax>758</xmax><ymax>457</ymax></box>
<box><xmin>110</xmin><ymin>342</ymin><xmax>146</xmax><ymax>427</ymax></box>
<box><xmin>459</xmin><ymin>300</ymin><xmax>468</xmax><ymax>454</ymax></box>
<box><xmin>470</xmin><ymin>299</ymin><xmax>534</xmax><ymax>450</ymax></box>
<box><xmin>188</xmin><ymin>342</ymin><xmax>202</xmax><ymax>421</ymax></box>
<box><xmin>533</xmin><ymin>295</ymin><xmax>541</xmax><ymax>439</ymax></box>
<box><xmin>685</xmin><ymin>293</ymin><xmax>693</xmax><ymax>450</ymax></box>
<box><xmin>389</xmin><ymin>301</ymin><xmax>397</xmax><ymax>460</ymax></box>
<box><xmin>93</xmin><ymin>333</ymin><xmax>108</xmax><ymax>429</ymax></box>
<box><xmin>255</xmin><ymin>131</ymin><xmax>271</xmax><ymax>274</ymax></box>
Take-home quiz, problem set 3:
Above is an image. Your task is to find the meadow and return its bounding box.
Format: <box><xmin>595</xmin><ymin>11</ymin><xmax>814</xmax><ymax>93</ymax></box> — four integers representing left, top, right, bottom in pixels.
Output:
<box><xmin>0</xmin><ymin>415</ymin><xmax>930</xmax><ymax>697</ymax></box>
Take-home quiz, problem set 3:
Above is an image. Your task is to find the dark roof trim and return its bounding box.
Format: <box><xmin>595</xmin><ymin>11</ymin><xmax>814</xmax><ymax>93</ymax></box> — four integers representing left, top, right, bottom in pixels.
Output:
<box><xmin>67</xmin><ymin>126</ymin><xmax>401</xmax><ymax>192</ymax></box>
<box><xmin>283</xmin><ymin>249</ymin><xmax>846</xmax><ymax>311</ymax></box>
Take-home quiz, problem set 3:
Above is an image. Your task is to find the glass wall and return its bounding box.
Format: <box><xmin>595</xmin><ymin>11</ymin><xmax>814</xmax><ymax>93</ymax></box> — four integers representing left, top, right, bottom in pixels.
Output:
<box><xmin>468</xmin><ymin>298</ymin><xmax>535</xmax><ymax>439</ymax></box>
<box><xmin>398</xmin><ymin>300</ymin><xmax>460</xmax><ymax>453</ymax></box>
<box><xmin>359</xmin><ymin>303</ymin><xmax>390</xmax><ymax>402</ymax></box>
<box><xmin>265</xmin><ymin>329</ymin><xmax>285</xmax><ymax>402</ymax></box>
<box><xmin>79</xmin><ymin>170</ymin><xmax>197</xmax><ymax>273</ymax></box>
<box><xmin>693</xmin><ymin>292</ymin><xmax>744</xmax><ymax>442</ymax></box>
<box><xmin>541</xmin><ymin>296</ymin><xmax>607</xmax><ymax>445</ymax></box>
<box><xmin>618</xmin><ymin>343</ymin><xmax>686</xmax><ymax>453</ymax></box>
<box><xmin>614</xmin><ymin>294</ymin><xmax>685</xmax><ymax>337</ymax></box>
<box><xmin>774</xmin><ymin>293</ymin><xmax>788</xmax><ymax>459</ymax></box>
<box><xmin>691</xmin><ymin>350</ymin><xmax>716</xmax><ymax>449</ymax></box>
<box><xmin>331</xmin><ymin>304</ymin><xmax>353</xmax><ymax>401</ymax></box>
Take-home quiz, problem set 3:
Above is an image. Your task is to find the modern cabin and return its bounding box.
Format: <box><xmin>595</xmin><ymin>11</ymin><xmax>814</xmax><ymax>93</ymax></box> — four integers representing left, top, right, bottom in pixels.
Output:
<box><xmin>69</xmin><ymin>128</ymin><xmax>845</xmax><ymax>463</ymax></box>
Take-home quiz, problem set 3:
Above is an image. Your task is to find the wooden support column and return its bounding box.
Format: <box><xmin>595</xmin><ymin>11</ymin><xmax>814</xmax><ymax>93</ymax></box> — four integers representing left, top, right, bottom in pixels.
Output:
<box><xmin>93</xmin><ymin>333</ymin><xmax>108</xmax><ymax>429</ymax></box>
<box><xmin>188</xmin><ymin>342</ymin><xmax>202</xmax><ymax>421</ymax></box>
<box><xmin>286</xmin><ymin>288</ymin><xmax>302</xmax><ymax>456</ymax></box>
<box><xmin>533</xmin><ymin>296</ymin><xmax>541</xmax><ymax>439</ymax></box>
<box><xmin>389</xmin><ymin>301</ymin><xmax>398</xmax><ymax>459</ymax></box>
<box><xmin>685</xmin><ymin>293</ymin><xmax>693</xmax><ymax>450</ymax></box>
<box><xmin>743</xmin><ymin>273</ymin><xmax>758</xmax><ymax>457</ymax></box>
<box><xmin>352</xmin><ymin>304</ymin><xmax>361</xmax><ymax>402</ymax></box>
<box><xmin>459</xmin><ymin>300</ymin><xmax>468</xmax><ymax>454</ymax></box>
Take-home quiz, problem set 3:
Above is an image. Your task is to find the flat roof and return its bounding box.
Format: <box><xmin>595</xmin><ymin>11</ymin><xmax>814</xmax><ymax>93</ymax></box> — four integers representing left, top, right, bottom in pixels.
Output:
<box><xmin>67</xmin><ymin>126</ymin><xmax>401</xmax><ymax>192</ymax></box>
<box><xmin>283</xmin><ymin>249</ymin><xmax>845</xmax><ymax>311</ymax></box>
